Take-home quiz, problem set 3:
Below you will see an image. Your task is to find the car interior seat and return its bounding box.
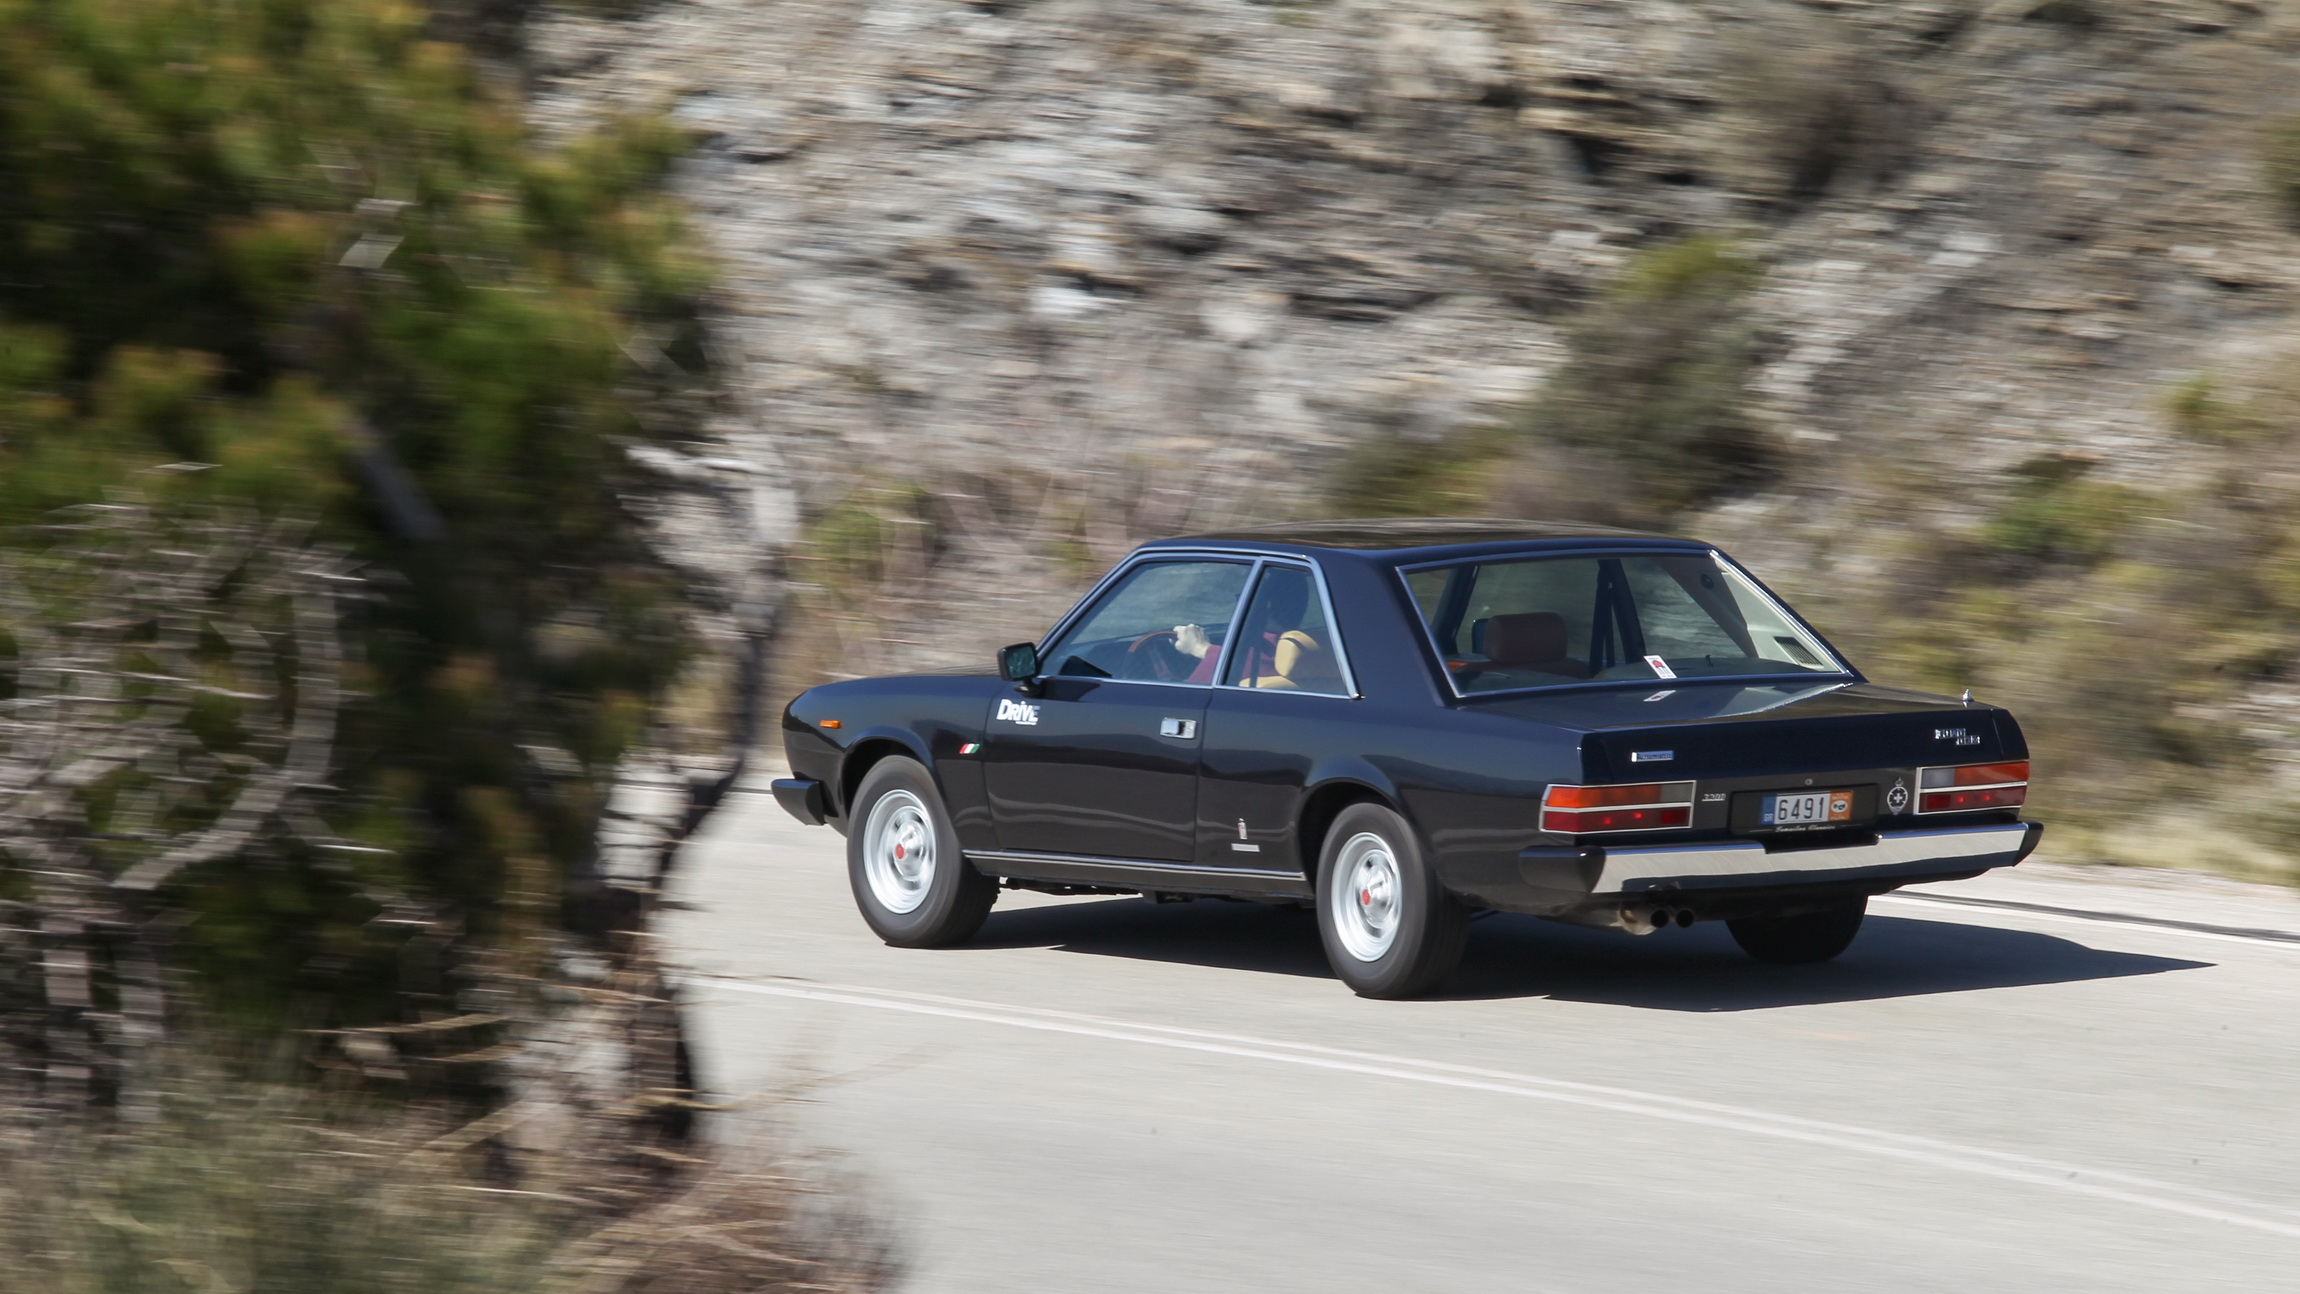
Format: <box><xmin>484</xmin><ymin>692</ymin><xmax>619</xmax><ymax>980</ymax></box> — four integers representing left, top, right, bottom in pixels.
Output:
<box><xmin>1248</xmin><ymin>629</ymin><xmax>1343</xmax><ymax>691</ymax></box>
<box><xmin>1481</xmin><ymin>612</ymin><xmax>1591</xmax><ymax>678</ymax></box>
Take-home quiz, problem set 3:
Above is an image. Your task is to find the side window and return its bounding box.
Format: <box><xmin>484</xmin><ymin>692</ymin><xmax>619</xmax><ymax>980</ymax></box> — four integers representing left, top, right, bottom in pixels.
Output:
<box><xmin>1222</xmin><ymin>565</ymin><xmax>1349</xmax><ymax>695</ymax></box>
<box><xmin>1041</xmin><ymin>560</ymin><xmax>1252</xmax><ymax>684</ymax></box>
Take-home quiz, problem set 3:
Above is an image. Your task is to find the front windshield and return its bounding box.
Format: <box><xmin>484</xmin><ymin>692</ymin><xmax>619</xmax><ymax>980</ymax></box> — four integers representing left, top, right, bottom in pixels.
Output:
<box><xmin>1402</xmin><ymin>551</ymin><xmax>1847</xmax><ymax>695</ymax></box>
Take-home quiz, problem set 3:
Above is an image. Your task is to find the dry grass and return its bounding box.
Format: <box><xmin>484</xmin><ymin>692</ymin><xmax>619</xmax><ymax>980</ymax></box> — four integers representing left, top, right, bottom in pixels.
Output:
<box><xmin>0</xmin><ymin>1051</ymin><xmax>897</xmax><ymax>1294</ymax></box>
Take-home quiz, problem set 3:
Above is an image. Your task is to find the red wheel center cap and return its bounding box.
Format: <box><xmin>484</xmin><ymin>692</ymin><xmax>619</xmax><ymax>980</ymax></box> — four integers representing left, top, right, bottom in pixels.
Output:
<box><xmin>1360</xmin><ymin>888</ymin><xmax>1371</xmax><ymax>907</ymax></box>
<box><xmin>894</xmin><ymin>843</ymin><xmax>905</xmax><ymax>860</ymax></box>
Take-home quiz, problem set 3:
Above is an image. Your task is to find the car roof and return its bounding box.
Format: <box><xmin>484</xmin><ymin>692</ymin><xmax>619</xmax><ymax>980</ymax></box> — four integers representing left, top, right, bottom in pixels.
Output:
<box><xmin>1145</xmin><ymin>517</ymin><xmax>1712</xmax><ymax>561</ymax></box>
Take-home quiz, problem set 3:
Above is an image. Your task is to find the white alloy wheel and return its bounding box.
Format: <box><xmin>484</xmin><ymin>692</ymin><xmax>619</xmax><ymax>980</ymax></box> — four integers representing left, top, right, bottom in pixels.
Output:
<box><xmin>1329</xmin><ymin>830</ymin><xmax>1403</xmax><ymax>962</ymax></box>
<box><xmin>862</xmin><ymin>789</ymin><xmax>936</xmax><ymax>914</ymax></box>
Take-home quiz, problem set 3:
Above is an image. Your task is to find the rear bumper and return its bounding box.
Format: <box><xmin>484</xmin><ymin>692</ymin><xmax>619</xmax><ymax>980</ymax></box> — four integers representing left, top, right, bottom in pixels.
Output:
<box><xmin>1589</xmin><ymin>820</ymin><xmax>2041</xmax><ymax>894</ymax></box>
<box><xmin>1442</xmin><ymin>821</ymin><xmax>2042</xmax><ymax>917</ymax></box>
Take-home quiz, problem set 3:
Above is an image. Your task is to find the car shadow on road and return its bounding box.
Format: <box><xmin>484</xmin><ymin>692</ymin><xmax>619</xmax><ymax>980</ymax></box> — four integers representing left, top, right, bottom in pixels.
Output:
<box><xmin>972</xmin><ymin>897</ymin><xmax>1334</xmax><ymax>978</ymax></box>
<box><xmin>1443</xmin><ymin>912</ymin><xmax>2209</xmax><ymax>1010</ymax></box>
<box><xmin>969</xmin><ymin>898</ymin><xmax>2210</xmax><ymax>1009</ymax></box>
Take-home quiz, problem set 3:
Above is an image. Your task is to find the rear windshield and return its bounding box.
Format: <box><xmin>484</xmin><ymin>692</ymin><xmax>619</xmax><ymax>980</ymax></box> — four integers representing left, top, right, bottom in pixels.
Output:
<box><xmin>1402</xmin><ymin>552</ymin><xmax>1847</xmax><ymax>694</ymax></box>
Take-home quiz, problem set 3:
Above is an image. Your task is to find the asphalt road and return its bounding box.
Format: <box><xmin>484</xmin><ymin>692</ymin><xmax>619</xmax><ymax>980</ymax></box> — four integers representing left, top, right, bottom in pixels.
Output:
<box><xmin>662</xmin><ymin>784</ymin><xmax>2300</xmax><ymax>1292</ymax></box>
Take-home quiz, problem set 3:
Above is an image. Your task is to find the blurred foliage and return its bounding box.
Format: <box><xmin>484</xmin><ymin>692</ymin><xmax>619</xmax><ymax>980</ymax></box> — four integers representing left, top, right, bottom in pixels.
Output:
<box><xmin>1799</xmin><ymin>377</ymin><xmax>2300</xmax><ymax>878</ymax></box>
<box><xmin>1513</xmin><ymin>235</ymin><xmax>1767</xmax><ymax>519</ymax></box>
<box><xmin>1977</xmin><ymin>454</ymin><xmax>2148</xmax><ymax>571</ymax></box>
<box><xmin>1321</xmin><ymin>421</ymin><xmax>1507</xmax><ymax>520</ymax></box>
<box><xmin>0</xmin><ymin>0</ymin><xmax>707</xmax><ymax>1037</ymax></box>
<box><xmin>2265</xmin><ymin>116</ymin><xmax>2300</xmax><ymax>231</ymax></box>
<box><xmin>0</xmin><ymin>1047</ymin><xmax>899</xmax><ymax>1294</ymax></box>
<box><xmin>2019</xmin><ymin>0</ymin><xmax>2102</xmax><ymax>28</ymax></box>
<box><xmin>1727</xmin><ymin>27</ymin><xmax>1920</xmax><ymax>203</ymax></box>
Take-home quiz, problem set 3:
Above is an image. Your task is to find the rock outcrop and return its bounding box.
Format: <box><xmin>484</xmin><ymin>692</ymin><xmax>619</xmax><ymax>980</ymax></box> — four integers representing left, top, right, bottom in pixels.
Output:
<box><xmin>533</xmin><ymin>0</ymin><xmax>2300</xmax><ymax>870</ymax></box>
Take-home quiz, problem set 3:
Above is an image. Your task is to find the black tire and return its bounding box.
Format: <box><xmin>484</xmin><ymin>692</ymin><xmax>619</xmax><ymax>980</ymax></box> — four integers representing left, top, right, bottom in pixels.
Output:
<box><xmin>1727</xmin><ymin>898</ymin><xmax>1867</xmax><ymax>964</ymax></box>
<box><xmin>846</xmin><ymin>756</ymin><xmax>997</xmax><ymax>948</ymax></box>
<box><xmin>1314</xmin><ymin>803</ymin><xmax>1469</xmax><ymax>999</ymax></box>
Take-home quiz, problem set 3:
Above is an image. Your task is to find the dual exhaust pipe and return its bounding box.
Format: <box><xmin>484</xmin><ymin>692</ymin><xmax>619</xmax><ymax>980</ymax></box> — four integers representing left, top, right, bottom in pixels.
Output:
<box><xmin>1618</xmin><ymin>904</ymin><xmax>1697</xmax><ymax>936</ymax></box>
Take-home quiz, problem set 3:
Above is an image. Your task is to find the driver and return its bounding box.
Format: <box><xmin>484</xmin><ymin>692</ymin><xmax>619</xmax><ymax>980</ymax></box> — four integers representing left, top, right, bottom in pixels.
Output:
<box><xmin>1173</xmin><ymin>622</ymin><xmax>1220</xmax><ymax>683</ymax></box>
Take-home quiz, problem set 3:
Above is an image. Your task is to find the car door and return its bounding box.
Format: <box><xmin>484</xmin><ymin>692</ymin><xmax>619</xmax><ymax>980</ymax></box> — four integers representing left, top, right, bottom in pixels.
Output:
<box><xmin>1195</xmin><ymin>560</ymin><xmax>1361</xmax><ymax>873</ymax></box>
<box><xmin>980</xmin><ymin>557</ymin><xmax>1254</xmax><ymax>861</ymax></box>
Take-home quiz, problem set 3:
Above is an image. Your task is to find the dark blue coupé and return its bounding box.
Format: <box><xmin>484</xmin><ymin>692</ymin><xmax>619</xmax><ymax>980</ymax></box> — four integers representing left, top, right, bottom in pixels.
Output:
<box><xmin>773</xmin><ymin>520</ymin><xmax>2040</xmax><ymax>998</ymax></box>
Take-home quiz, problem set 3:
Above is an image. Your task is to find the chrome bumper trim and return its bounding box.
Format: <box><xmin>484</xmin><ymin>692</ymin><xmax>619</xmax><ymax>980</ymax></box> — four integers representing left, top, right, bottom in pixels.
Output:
<box><xmin>963</xmin><ymin>849</ymin><xmax>1309</xmax><ymax>892</ymax></box>
<box><xmin>1596</xmin><ymin>823</ymin><xmax>2032</xmax><ymax>892</ymax></box>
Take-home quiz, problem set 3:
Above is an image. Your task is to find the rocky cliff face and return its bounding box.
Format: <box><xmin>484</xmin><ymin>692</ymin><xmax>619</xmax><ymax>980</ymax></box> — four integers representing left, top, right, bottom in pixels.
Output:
<box><xmin>532</xmin><ymin>0</ymin><xmax>2300</xmax><ymax>872</ymax></box>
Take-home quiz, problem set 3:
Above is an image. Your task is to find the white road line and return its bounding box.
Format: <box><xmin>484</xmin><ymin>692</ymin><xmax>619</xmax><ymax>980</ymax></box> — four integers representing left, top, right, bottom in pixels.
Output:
<box><xmin>709</xmin><ymin>976</ymin><xmax>2300</xmax><ymax>1243</ymax></box>
<box><xmin>1876</xmin><ymin>894</ymin><xmax>2300</xmax><ymax>951</ymax></box>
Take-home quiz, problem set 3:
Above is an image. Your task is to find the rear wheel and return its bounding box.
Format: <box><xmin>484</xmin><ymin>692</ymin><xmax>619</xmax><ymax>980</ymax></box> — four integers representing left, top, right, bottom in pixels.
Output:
<box><xmin>1315</xmin><ymin>803</ymin><xmax>1469</xmax><ymax>999</ymax></box>
<box><xmin>1727</xmin><ymin>898</ymin><xmax>1866</xmax><ymax>964</ymax></box>
<box><xmin>847</xmin><ymin>756</ymin><xmax>996</xmax><ymax>948</ymax></box>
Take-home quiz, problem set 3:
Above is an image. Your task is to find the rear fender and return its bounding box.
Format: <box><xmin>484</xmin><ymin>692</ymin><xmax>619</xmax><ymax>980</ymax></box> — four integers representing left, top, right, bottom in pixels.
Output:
<box><xmin>1297</xmin><ymin>759</ymin><xmax>1412</xmax><ymax>881</ymax></box>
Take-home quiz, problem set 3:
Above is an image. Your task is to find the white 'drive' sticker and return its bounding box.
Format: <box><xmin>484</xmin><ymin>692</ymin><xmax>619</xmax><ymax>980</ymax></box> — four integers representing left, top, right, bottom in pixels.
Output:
<box><xmin>995</xmin><ymin>698</ymin><xmax>1040</xmax><ymax>726</ymax></box>
<box><xmin>1643</xmin><ymin>654</ymin><xmax>1677</xmax><ymax>680</ymax></box>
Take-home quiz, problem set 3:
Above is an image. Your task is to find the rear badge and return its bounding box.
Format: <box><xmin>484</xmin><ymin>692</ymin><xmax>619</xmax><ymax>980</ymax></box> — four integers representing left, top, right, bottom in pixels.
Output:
<box><xmin>1630</xmin><ymin>750</ymin><xmax>1674</xmax><ymax>763</ymax></box>
<box><xmin>1643</xmin><ymin>690</ymin><xmax>1675</xmax><ymax>702</ymax></box>
<box><xmin>1643</xmin><ymin>654</ymin><xmax>1677</xmax><ymax>680</ymax></box>
<box><xmin>1886</xmin><ymin>780</ymin><xmax>1910</xmax><ymax>813</ymax></box>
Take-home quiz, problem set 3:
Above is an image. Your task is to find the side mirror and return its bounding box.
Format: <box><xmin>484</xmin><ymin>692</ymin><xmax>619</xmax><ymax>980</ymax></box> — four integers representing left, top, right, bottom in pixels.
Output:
<box><xmin>997</xmin><ymin>641</ymin><xmax>1039</xmax><ymax>684</ymax></box>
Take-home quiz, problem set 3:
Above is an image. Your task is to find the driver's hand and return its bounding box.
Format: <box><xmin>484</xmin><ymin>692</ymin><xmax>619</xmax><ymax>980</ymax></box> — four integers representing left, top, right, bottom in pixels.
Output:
<box><xmin>1174</xmin><ymin>623</ymin><xmax>1211</xmax><ymax>659</ymax></box>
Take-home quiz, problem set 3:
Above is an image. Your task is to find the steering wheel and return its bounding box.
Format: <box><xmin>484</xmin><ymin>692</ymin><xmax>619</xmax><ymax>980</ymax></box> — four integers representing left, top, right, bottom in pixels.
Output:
<box><xmin>1125</xmin><ymin>630</ymin><xmax>1192</xmax><ymax>682</ymax></box>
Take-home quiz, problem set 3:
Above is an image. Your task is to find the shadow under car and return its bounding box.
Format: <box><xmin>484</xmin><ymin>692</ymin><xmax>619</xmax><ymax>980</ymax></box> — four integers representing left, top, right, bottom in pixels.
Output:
<box><xmin>965</xmin><ymin>898</ymin><xmax>2209</xmax><ymax>1010</ymax></box>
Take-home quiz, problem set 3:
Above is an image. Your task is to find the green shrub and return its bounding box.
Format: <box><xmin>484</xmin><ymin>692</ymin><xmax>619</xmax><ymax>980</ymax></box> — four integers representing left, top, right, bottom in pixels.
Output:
<box><xmin>0</xmin><ymin>0</ymin><xmax>706</xmax><ymax>1038</ymax></box>
<box><xmin>1979</xmin><ymin>454</ymin><xmax>2147</xmax><ymax>570</ymax></box>
<box><xmin>1514</xmin><ymin>236</ymin><xmax>1766</xmax><ymax>519</ymax></box>
<box><xmin>1320</xmin><ymin>423</ymin><xmax>1509</xmax><ymax>519</ymax></box>
<box><xmin>2020</xmin><ymin>0</ymin><xmax>2102</xmax><ymax>28</ymax></box>
<box><xmin>1727</xmin><ymin>35</ymin><xmax>1921</xmax><ymax>201</ymax></box>
<box><xmin>2266</xmin><ymin>118</ymin><xmax>2300</xmax><ymax>230</ymax></box>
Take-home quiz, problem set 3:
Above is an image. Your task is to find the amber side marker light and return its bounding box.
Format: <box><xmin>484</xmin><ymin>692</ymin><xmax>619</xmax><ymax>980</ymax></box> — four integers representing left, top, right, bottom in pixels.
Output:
<box><xmin>1916</xmin><ymin>760</ymin><xmax>2027</xmax><ymax>813</ymax></box>
<box><xmin>819</xmin><ymin>719</ymin><xmax>842</xmax><ymax>729</ymax></box>
<box><xmin>1541</xmin><ymin>781</ymin><xmax>1696</xmax><ymax>834</ymax></box>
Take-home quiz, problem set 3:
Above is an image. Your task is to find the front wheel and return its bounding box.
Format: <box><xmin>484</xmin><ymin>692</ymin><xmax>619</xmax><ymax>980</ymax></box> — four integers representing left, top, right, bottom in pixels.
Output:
<box><xmin>1727</xmin><ymin>898</ymin><xmax>1866</xmax><ymax>964</ymax></box>
<box><xmin>847</xmin><ymin>756</ymin><xmax>997</xmax><ymax>948</ymax></box>
<box><xmin>1315</xmin><ymin>803</ymin><xmax>1469</xmax><ymax>999</ymax></box>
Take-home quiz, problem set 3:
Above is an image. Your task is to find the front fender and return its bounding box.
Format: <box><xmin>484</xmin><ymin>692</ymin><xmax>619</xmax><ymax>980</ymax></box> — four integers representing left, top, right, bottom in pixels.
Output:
<box><xmin>834</xmin><ymin>725</ymin><xmax>939</xmax><ymax>819</ymax></box>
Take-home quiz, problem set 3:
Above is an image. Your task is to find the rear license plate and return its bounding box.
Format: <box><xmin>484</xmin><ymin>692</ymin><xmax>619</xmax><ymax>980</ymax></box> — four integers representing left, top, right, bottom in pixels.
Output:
<box><xmin>1760</xmin><ymin>789</ymin><xmax>1855</xmax><ymax>826</ymax></box>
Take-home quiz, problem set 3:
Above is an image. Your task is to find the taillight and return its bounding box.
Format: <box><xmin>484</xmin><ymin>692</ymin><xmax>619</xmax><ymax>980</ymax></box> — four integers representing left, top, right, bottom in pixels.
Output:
<box><xmin>1542</xmin><ymin>781</ymin><xmax>1695</xmax><ymax>834</ymax></box>
<box><xmin>1916</xmin><ymin>761</ymin><xmax>2029</xmax><ymax>814</ymax></box>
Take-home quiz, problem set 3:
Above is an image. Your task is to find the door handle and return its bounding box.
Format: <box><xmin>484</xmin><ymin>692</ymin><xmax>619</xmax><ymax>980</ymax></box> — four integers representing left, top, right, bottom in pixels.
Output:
<box><xmin>1158</xmin><ymin>718</ymin><xmax>1198</xmax><ymax>739</ymax></box>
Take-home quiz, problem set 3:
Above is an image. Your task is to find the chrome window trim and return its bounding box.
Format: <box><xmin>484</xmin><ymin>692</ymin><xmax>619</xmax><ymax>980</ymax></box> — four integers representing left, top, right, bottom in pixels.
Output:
<box><xmin>1031</xmin><ymin>548</ymin><xmax>1362</xmax><ymax>699</ymax></box>
<box><xmin>1033</xmin><ymin>550</ymin><xmax>1262</xmax><ymax>692</ymax></box>
<box><xmin>1209</xmin><ymin>557</ymin><xmax>1362</xmax><ymax>700</ymax></box>
<box><xmin>1392</xmin><ymin>547</ymin><xmax>1855</xmax><ymax>701</ymax></box>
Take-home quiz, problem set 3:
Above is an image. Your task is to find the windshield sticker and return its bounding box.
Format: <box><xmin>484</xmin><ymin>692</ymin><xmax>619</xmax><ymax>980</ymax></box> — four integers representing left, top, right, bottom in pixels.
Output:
<box><xmin>1643</xmin><ymin>654</ymin><xmax>1677</xmax><ymax>680</ymax></box>
<box><xmin>995</xmin><ymin>698</ymin><xmax>1040</xmax><ymax>726</ymax></box>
